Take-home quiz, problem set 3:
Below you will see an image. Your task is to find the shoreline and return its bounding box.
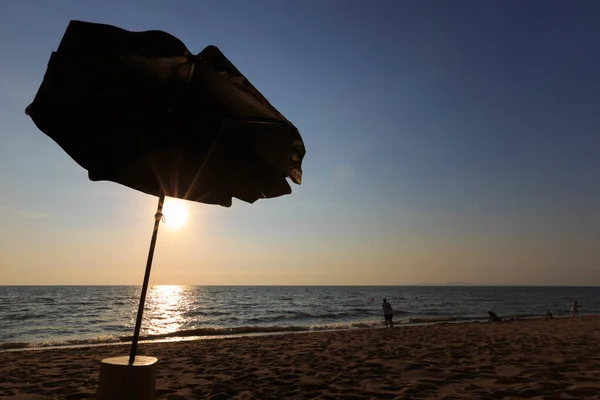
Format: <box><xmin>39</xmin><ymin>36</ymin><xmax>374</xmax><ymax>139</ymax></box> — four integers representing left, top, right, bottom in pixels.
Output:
<box><xmin>2</xmin><ymin>314</ymin><xmax>590</xmax><ymax>353</ymax></box>
<box><xmin>3</xmin><ymin>316</ymin><xmax>600</xmax><ymax>399</ymax></box>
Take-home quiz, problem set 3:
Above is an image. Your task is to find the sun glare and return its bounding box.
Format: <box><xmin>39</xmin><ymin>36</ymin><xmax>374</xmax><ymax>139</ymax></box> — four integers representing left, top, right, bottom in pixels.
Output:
<box><xmin>145</xmin><ymin>285</ymin><xmax>186</xmax><ymax>335</ymax></box>
<box><xmin>162</xmin><ymin>198</ymin><xmax>189</xmax><ymax>229</ymax></box>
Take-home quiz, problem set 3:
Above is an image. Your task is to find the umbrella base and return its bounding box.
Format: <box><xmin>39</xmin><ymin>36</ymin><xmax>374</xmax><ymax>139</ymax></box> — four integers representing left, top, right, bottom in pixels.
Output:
<box><xmin>96</xmin><ymin>355</ymin><xmax>158</xmax><ymax>400</ymax></box>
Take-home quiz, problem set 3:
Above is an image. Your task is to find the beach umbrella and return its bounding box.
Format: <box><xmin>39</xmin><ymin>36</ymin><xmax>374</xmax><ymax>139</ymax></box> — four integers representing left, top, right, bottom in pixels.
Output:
<box><xmin>25</xmin><ymin>20</ymin><xmax>305</xmax><ymax>365</ymax></box>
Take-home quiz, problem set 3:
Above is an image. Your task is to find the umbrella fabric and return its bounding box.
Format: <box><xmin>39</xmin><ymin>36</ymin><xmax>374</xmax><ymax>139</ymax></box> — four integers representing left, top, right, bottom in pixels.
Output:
<box><xmin>26</xmin><ymin>20</ymin><xmax>305</xmax><ymax>206</ymax></box>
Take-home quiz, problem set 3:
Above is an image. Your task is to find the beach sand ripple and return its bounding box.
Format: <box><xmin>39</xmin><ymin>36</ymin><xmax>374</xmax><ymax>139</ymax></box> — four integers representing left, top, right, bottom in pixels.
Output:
<box><xmin>2</xmin><ymin>317</ymin><xmax>600</xmax><ymax>399</ymax></box>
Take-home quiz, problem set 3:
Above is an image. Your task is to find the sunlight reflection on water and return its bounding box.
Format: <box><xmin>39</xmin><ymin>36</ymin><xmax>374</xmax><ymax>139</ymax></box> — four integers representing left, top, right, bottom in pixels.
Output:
<box><xmin>3</xmin><ymin>285</ymin><xmax>600</xmax><ymax>348</ymax></box>
<box><xmin>144</xmin><ymin>285</ymin><xmax>194</xmax><ymax>336</ymax></box>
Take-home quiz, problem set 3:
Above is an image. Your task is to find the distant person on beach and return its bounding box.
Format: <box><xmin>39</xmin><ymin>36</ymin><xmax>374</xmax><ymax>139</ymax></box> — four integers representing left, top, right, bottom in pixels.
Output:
<box><xmin>488</xmin><ymin>311</ymin><xmax>502</xmax><ymax>322</ymax></box>
<box><xmin>382</xmin><ymin>299</ymin><xmax>394</xmax><ymax>328</ymax></box>
<box><xmin>545</xmin><ymin>311</ymin><xmax>554</xmax><ymax>319</ymax></box>
<box><xmin>571</xmin><ymin>301</ymin><xmax>580</xmax><ymax>317</ymax></box>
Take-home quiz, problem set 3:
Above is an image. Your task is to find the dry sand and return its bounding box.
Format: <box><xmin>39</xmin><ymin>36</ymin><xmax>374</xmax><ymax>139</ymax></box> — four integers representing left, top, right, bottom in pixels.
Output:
<box><xmin>2</xmin><ymin>317</ymin><xmax>600</xmax><ymax>399</ymax></box>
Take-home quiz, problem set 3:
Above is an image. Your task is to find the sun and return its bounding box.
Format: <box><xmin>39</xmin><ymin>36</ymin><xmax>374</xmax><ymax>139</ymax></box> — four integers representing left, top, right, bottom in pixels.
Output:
<box><xmin>162</xmin><ymin>198</ymin><xmax>189</xmax><ymax>229</ymax></box>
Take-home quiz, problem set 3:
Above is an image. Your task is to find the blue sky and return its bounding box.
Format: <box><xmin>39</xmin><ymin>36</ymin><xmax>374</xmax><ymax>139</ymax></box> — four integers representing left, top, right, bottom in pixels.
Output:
<box><xmin>1</xmin><ymin>0</ymin><xmax>599</xmax><ymax>285</ymax></box>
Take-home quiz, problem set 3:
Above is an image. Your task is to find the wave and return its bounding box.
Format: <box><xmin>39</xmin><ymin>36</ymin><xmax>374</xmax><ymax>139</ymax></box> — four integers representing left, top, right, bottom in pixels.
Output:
<box><xmin>402</xmin><ymin>312</ymin><xmax>549</xmax><ymax>325</ymax></box>
<box><xmin>0</xmin><ymin>334</ymin><xmax>122</xmax><ymax>350</ymax></box>
<box><xmin>0</xmin><ymin>313</ymin><xmax>552</xmax><ymax>351</ymax></box>
<box><xmin>0</xmin><ymin>320</ymin><xmax>383</xmax><ymax>350</ymax></box>
<box><xmin>402</xmin><ymin>316</ymin><xmax>483</xmax><ymax>324</ymax></box>
<box><xmin>309</xmin><ymin>320</ymin><xmax>382</xmax><ymax>330</ymax></box>
<box><xmin>243</xmin><ymin>310</ymin><xmax>413</xmax><ymax>323</ymax></box>
<box><xmin>186</xmin><ymin>310</ymin><xmax>229</xmax><ymax>317</ymax></box>
<box><xmin>0</xmin><ymin>313</ymin><xmax>41</xmax><ymax>321</ymax></box>
<box><xmin>245</xmin><ymin>313</ymin><xmax>329</xmax><ymax>323</ymax></box>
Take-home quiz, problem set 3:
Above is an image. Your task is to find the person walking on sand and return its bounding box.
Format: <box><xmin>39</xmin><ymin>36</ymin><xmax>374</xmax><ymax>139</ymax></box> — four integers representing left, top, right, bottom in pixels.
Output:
<box><xmin>571</xmin><ymin>301</ymin><xmax>580</xmax><ymax>317</ymax></box>
<box><xmin>382</xmin><ymin>299</ymin><xmax>394</xmax><ymax>328</ymax></box>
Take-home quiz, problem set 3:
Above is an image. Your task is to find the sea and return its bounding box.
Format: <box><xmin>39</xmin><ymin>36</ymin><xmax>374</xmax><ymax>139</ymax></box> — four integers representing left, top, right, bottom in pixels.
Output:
<box><xmin>1</xmin><ymin>285</ymin><xmax>598</xmax><ymax>350</ymax></box>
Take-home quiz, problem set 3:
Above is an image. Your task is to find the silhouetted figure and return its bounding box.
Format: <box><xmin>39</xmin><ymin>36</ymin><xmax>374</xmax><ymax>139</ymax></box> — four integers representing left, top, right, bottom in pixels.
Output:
<box><xmin>545</xmin><ymin>311</ymin><xmax>554</xmax><ymax>319</ymax></box>
<box><xmin>382</xmin><ymin>299</ymin><xmax>394</xmax><ymax>328</ymax></box>
<box><xmin>571</xmin><ymin>301</ymin><xmax>580</xmax><ymax>317</ymax></box>
<box><xmin>488</xmin><ymin>311</ymin><xmax>502</xmax><ymax>322</ymax></box>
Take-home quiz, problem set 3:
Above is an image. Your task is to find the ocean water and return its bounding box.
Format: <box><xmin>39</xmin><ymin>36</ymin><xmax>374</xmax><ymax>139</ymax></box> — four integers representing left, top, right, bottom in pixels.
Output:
<box><xmin>0</xmin><ymin>285</ymin><xmax>598</xmax><ymax>350</ymax></box>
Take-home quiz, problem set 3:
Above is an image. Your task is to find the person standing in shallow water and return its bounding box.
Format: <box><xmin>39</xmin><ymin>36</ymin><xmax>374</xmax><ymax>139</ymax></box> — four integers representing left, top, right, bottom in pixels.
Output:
<box><xmin>382</xmin><ymin>299</ymin><xmax>394</xmax><ymax>328</ymax></box>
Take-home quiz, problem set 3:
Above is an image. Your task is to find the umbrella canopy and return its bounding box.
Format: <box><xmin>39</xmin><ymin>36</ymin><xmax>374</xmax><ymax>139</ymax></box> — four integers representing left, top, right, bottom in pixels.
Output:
<box><xmin>25</xmin><ymin>20</ymin><xmax>307</xmax><ymax>367</ymax></box>
<box><xmin>26</xmin><ymin>20</ymin><xmax>305</xmax><ymax>206</ymax></box>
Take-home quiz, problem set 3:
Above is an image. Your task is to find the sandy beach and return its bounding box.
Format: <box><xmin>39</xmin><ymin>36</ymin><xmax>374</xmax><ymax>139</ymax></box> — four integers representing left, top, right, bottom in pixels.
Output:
<box><xmin>2</xmin><ymin>316</ymin><xmax>600</xmax><ymax>399</ymax></box>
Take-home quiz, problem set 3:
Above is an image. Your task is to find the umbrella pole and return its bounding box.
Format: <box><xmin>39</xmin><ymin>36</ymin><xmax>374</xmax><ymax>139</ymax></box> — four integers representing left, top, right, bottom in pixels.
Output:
<box><xmin>128</xmin><ymin>191</ymin><xmax>165</xmax><ymax>365</ymax></box>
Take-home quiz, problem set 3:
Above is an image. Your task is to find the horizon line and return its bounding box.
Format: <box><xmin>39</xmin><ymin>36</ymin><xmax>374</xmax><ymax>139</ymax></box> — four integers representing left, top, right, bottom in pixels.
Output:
<box><xmin>1</xmin><ymin>284</ymin><xmax>599</xmax><ymax>287</ymax></box>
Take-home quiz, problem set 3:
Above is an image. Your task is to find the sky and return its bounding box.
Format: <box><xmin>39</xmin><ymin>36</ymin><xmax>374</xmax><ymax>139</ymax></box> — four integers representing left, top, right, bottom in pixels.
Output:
<box><xmin>1</xmin><ymin>0</ymin><xmax>599</xmax><ymax>286</ymax></box>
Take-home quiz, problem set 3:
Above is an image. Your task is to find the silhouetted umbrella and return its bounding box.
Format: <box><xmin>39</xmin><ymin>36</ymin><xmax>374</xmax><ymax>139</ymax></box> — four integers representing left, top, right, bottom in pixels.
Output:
<box><xmin>25</xmin><ymin>20</ymin><xmax>305</xmax><ymax>364</ymax></box>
